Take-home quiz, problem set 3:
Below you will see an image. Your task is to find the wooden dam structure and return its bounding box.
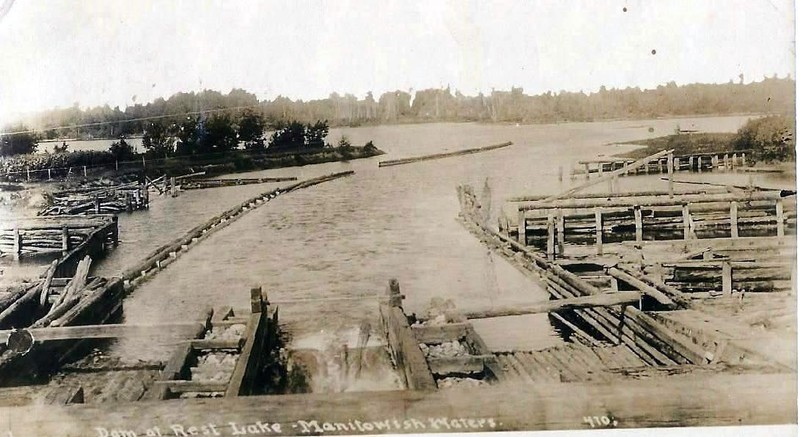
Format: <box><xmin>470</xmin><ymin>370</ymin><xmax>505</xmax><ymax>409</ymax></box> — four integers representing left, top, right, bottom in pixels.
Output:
<box><xmin>571</xmin><ymin>149</ymin><xmax>749</xmax><ymax>179</ymax></box>
<box><xmin>0</xmin><ymin>153</ymin><xmax>794</xmax><ymax>434</ymax></box>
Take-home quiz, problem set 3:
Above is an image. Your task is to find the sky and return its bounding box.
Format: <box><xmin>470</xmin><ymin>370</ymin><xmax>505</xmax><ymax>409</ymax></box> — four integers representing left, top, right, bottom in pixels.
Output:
<box><xmin>0</xmin><ymin>0</ymin><xmax>795</xmax><ymax>125</ymax></box>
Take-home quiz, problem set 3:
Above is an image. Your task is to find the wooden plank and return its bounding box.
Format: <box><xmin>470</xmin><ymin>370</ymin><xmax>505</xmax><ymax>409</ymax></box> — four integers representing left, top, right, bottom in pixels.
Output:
<box><xmin>776</xmin><ymin>199</ymin><xmax>785</xmax><ymax>237</ymax></box>
<box><xmin>556</xmin><ymin>209</ymin><xmax>565</xmax><ymax>255</ymax></box>
<box><xmin>594</xmin><ymin>208</ymin><xmax>603</xmax><ymax>255</ymax></box>
<box><xmin>462</xmin><ymin>292</ymin><xmax>642</xmax><ymax>320</ymax></box>
<box><xmin>152</xmin><ymin>380</ymin><xmax>229</xmax><ymax>393</ymax></box>
<box><xmin>730</xmin><ymin>201</ymin><xmax>739</xmax><ymax>238</ymax></box>
<box><xmin>191</xmin><ymin>338</ymin><xmax>243</xmax><ymax>350</ymax></box>
<box><xmin>634</xmin><ymin>205</ymin><xmax>643</xmax><ymax>242</ymax></box>
<box><xmin>411</xmin><ymin>323</ymin><xmax>469</xmax><ymax>344</ymax></box>
<box><xmin>427</xmin><ymin>355</ymin><xmax>492</xmax><ymax>375</ymax></box>
<box><xmin>0</xmin><ymin>322</ymin><xmax>208</xmax><ymax>343</ymax></box>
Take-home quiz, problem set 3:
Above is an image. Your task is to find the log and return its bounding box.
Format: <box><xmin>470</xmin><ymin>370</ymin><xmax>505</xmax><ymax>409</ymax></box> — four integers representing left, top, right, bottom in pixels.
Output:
<box><xmin>0</xmin><ymin>283</ymin><xmax>41</xmax><ymax>327</ymax></box>
<box><xmin>462</xmin><ymin>292</ymin><xmax>642</xmax><ymax>320</ymax></box>
<box><xmin>378</xmin><ymin>142</ymin><xmax>512</xmax><ymax>167</ymax></box>
<box><xmin>38</xmin><ymin>260</ymin><xmax>59</xmax><ymax>308</ymax></box>
<box><xmin>606</xmin><ymin>268</ymin><xmax>676</xmax><ymax>308</ymax></box>
<box><xmin>0</xmin><ymin>322</ymin><xmax>206</xmax><ymax>343</ymax></box>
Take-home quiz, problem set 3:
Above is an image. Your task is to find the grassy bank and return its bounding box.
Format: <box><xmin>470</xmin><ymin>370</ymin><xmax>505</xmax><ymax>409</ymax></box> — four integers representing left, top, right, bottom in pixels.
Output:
<box><xmin>0</xmin><ymin>145</ymin><xmax>385</xmax><ymax>182</ymax></box>
<box><xmin>145</xmin><ymin>145</ymin><xmax>385</xmax><ymax>179</ymax></box>
<box><xmin>616</xmin><ymin>133</ymin><xmax>738</xmax><ymax>159</ymax></box>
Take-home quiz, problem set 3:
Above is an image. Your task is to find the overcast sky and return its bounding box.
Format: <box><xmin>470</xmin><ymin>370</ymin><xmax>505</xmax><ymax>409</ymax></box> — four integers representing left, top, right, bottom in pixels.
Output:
<box><xmin>0</xmin><ymin>0</ymin><xmax>795</xmax><ymax>124</ymax></box>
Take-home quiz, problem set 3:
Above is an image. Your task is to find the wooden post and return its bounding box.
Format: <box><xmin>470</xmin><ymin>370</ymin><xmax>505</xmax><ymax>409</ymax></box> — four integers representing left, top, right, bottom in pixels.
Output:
<box><xmin>682</xmin><ymin>204</ymin><xmax>691</xmax><ymax>240</ymax></box>
<box><xmin>723</xmin><ymin>154</ymin><xmax>730</xmax><ymax>170</ymax></box>
<box><xmin>517</xmin><ymin>208</ymin><xmax>527</xmax><ymax>245</ymax></box>
<box><xmin>387</xmin><ymin>279</ymin><xmax>403</xmax><ymax>307</ymax></box>
<box><xmin>142</xmin><ymin>155</ymin><xmax>146</xmax><ymax>169</ymax></box>
<box><xmin>546</xmin><ymin>213</ymin><xmax>555</xmax><ymax>261</ymax></box>
<box><xmin>250</xmin><ymin>286</ymin><xmax>265</xmax><ymax>314</ymax></box>
<box><xmin>594</xmin><ymin>208</ymin><xmax>603</xmax><ymax>255</ymax></box>
<box><xmin>775</xmin><ymin>199</ymin><xmax>784</xmax><ymax>237</ymax></box>
<box><xmin>558</xmin><ymin>165</ymin><xmax>563</xmax><ymax>182</ymax></box>
<box><xmin>170</xmin><ymin>177</ymin><xmax>178</xmax><ymax>197</ymax></box>
<box><xmin>667</xmin><ymin>151</ymin><xmax>674</xmax><ymax>198</ymax></box>
<box><xmin>26</xmin><ymin>168</ymin><xmax>30</xmax><ymax>181</ymax></box>
<box><xmin>61</xmin><ymin>227</ymin><xmax>70</xmax><ymax>255</ymax></box>
<box><xmin>634</xmin><ymin>205</ymin><xmax>643</xmax><ymax>242</ymax></box>
<box><xmin>12</xmin><ymin>228</ymin><xmax>21</xmax><ymax>260</ymax></box>
<box><xmin>732</xmin><ymin>153</ymin><xmax>738</xmax><ymax>168</ymax></box>
<box><xmin>722</xmin><ymin>262</ymin><xmax>733</xmax><ymax>296</ymax></box>
<box><xmin>111</xmin><ymin>215</ymin><xmax>119</xmax><ymax>246</ymax></box>
<box><xmin>556</xmin><ymin>209</ymin><xmax>565</xmax><ymax>256</ymax></box>
<box><xmin>712</xmin><ymin>155</ymin><xmax>718</xmax><ymax>169</ymax></box>
<box><xmin>730</xmin><ymin>201</ymin><xmax>739</xmax><ymax>238</ymax></box>
<box><xmin>83</xmin><ymin>166</ymin><xmax>87</xmax><ymax>177</ymax></box>
<box><xmin>94</xmin><ymin>198</ymin><xmax>101</xmax><ymax>214</ymax></box>
<box><xmin>115</xmin><ymin>160</ymin><xmax>119</xmax><ymax>171</ymax></box>
<box><xmin>584</xmin><ymin>163</ymin><xmax>590</xmax><ymax>180</ymax></box>
<box><xmin>48</xmin><ymin>168</ymin><xmax>52</xmax><ymax>180</ymax></box>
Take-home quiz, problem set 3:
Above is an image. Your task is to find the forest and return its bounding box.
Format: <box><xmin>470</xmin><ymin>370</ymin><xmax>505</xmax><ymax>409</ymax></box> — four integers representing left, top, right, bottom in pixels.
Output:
<box><xmin>11</xmin><ymin>76</ymin><xmax>795</xmax><ymax>141</ymax></box>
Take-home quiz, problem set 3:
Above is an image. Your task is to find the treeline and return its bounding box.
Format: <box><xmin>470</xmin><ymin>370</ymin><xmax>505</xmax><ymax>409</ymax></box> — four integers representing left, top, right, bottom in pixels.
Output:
<box><xmin>17</xmin><ymin>77</ymin><xmax>796</xmax><ymax>140</ymax></box>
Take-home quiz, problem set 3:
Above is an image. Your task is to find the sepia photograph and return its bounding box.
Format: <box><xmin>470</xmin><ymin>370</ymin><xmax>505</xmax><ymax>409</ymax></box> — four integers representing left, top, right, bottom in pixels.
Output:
<box><xmin>0</xmin><ymin>1</ymin><xmax>796</xmax><ymax>436</ymax></box>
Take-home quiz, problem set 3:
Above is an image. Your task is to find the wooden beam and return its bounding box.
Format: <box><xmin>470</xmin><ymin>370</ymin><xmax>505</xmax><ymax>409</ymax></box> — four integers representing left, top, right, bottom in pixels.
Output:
<box><xmin>730</xmin><ymin>201</ymin><xmax>739</xmax><ymax>238</ymax></box>
<box><xmin>10</xmin><ymin>373</ymin><xmax>793</xmax><ymax>434</ymax></box>
<box><xmin>0</xmin><ymin>322</ymin><xmax>207</xmax><ymax>343</ymax></box>
<box><xmin>427</xmin><ymin>355</ymin><xmax>493</xmax><ymax>375</ymax></box>
<box><xmin>606</xmin><ymin>268</ymin><xmax>676</xmax><ymax>308</ymax></box>
<box><xmin>667</xmin><ymin>151</ymin><xmax>674</xmax><ymax>197</ymax></box>
<box><xmin>411</xmin><ymin>323</ymin><xmax>469</xmax><ymax>344</ymax></box>
<box><xmin>191</xmin><ymin>338</ymin><xmax>243</xmax><ymax>350</ymax></box>
<box><xmin>462</xmin><ymin>292</ymin><xmax>642</xmax><ymax>320</ymax></box>
<box><xmin>556</xmin><ymin>209</ymin><xmax>565</xmax><ymax>255</ymax></box>
<box><xmin>634</xmin><ymin>205</ymin><xmax>643</xmax><ymax>242</ymax></box>
<box><xmin>152</xmin><ymin>380</ymin><xmax>229</xmax><ymax>394</ymax></box>
<box><xmin>594</xmin><ymin>208</ymin><xmax>603</xmax><ymax>255</ymax></box>
<box><xmin>776</xmin><ymin>199</ymin><xmax>785</xmax><ymax>237</ymax></box>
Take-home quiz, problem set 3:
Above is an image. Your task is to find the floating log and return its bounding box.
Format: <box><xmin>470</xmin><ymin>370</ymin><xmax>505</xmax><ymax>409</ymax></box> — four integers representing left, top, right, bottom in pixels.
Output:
<box><xmin>378</xmin><ymin>142</ymin><xmax>512</xmax><ymax>167</ymax></box>
<box><xmin>182</xmin><ymin>176</ymin><xmax>297</xmax><ymax>190</ymax></box>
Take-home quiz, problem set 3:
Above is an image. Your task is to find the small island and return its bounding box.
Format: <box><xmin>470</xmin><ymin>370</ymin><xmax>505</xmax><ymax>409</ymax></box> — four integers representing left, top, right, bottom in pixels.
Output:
<box><xmin>0</xmin><ymin>115</ymin><xmax>384</xmax><ymax>181</ymax></box>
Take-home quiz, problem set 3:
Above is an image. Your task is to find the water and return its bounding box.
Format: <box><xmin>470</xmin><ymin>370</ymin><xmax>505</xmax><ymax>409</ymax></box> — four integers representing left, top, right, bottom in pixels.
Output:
<box><xmin>18</xmin><ymin>115</ymin><xmax>794</xmax><ymax>391</ymax></box>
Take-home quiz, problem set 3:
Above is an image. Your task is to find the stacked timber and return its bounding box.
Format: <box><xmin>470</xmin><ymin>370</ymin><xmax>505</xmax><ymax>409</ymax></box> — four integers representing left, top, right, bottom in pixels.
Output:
<box><xmin>572</xmin><ymin>150</ymin><xmax>749</xmax><ymax>178</ymax></box>
<box><xmin>0</xmin><ymin>215</ymin><xmax>117</xmax><ymax>260</ymax></box>
<box><xmin>39</xmin><ymin>182</ymin><xmax>148</xmax><ymax>216</ymax></box>
<box><xmin>514</xmin><ymin>190</ymin><xmax>796</xmax><ymax>253</ymax></box>
<box><xmin>457</xmin><ymin>184</ymin><xmax>719</xmax><ymax>368</ymax></box>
